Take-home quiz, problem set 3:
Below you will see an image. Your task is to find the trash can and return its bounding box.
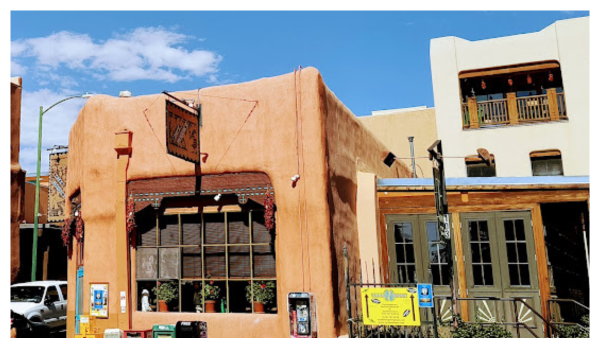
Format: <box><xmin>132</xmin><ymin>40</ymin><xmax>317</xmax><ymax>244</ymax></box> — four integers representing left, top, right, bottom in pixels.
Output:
<box><xmin>176</xmin><ymin>321</ymin><xmax>208</xmax><ymax>338</ymax></box>
<box><xmin>124</xmin><ymin>329</ymin><xmax>153</xmax><ymax>338</ymax></box>
<box><xmin>152</xmin><ymin>324</ymin><xmax>176</xmax><ymax>338</ymax></box>
<box><xmin>104</xmin><ymin>328</ymin><xmax>124</xmax><ymax>338</ymax></box>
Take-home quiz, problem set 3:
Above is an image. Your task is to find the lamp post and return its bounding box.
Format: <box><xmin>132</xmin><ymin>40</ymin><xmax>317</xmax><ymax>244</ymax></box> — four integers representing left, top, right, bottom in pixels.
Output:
<box><xmin>31</xmin><ymin>93</ymin><xmax>93</xmax><ymax>281</ymax></box>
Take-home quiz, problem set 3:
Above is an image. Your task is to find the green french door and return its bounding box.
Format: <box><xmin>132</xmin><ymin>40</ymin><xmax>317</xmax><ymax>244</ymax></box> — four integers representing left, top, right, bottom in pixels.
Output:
<box><xmin>461</xmin><ymin>211</ymin><xmax>542</xmax><ymax>336</ymax></box>
<box><xmin>385</xmin><ymin>214</ymin><xmax>455</xmax><ymax>322</ymax></box>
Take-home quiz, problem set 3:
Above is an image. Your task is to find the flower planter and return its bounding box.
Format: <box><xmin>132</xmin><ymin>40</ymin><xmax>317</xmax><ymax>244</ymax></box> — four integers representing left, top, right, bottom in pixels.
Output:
<box><xmin>158</xmin><ymin>300</ymin><xmax>169</xmax><ymax>312</ymax></box>
<box><xmin>253</xmin><ymin>301</ymin><xmax>265</xmax><ymax>314</ymax></box>
<box><xmin>205</xmin><ymin>300</ymin><xmax>216</xmax><ymax>313</ymax></box>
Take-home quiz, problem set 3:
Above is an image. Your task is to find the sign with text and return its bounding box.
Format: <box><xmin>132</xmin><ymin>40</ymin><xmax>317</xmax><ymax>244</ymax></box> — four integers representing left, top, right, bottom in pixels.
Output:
<box><xmin>360</xmin><ymin>287</ymin><xmax>421</xmax><ymax>326</ymax></box>
<box><xmin>166</xmin><ymin>100</ymin><xmax>200</xmax><ymax>164</ymax></box>
<box><xmin>48</xmin><ymin>151</ymin><xmax>68</xmax><ymax>223</ymax></box>
<box><xmin>417</xmin><ymin>284</ymin><xmax>434</xmax><ymax>308</ymax></box>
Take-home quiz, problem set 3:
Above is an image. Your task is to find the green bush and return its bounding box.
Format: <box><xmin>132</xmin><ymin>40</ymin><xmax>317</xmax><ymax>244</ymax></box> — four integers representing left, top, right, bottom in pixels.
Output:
<box><xmin>449</xmin><ymin>318</ymin><xmax>512</xmax><ymax>338</ymax></box>
<box><xmin>556</xmin><ymin>315</ymin><xmax>589</xmax><ymax>338</ymax></box>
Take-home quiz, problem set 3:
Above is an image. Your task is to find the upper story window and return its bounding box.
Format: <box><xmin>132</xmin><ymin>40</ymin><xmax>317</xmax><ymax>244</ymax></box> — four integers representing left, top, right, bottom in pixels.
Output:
<box><xmin>459</xmin><ymin>62</ymin><xmax>567</xmax><ymax>129</ymax></box>
<box><xmin>465</xmin><ymin>155</ymin><xmax>496</xmax><ymax>177</ymax></box>
<box><xmin>530</xmin><ymin>150</ymin><xmax>563</xmax><ymax>176</ymax></box>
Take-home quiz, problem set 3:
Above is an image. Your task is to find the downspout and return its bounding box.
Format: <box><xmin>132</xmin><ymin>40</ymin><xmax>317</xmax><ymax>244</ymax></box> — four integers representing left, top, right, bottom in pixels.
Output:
<box><xmin>408</xmin><ymin>136</ymin><xmax>417</xmax><ymax>178</ymax></box>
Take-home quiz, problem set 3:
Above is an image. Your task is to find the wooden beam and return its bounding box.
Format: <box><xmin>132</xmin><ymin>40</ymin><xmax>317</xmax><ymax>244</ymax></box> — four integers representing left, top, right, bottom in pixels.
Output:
<box><xmin>507</xmin><ymin>92</ymin><xmax>519</xmax><ymax>125</ymax></box>
<box><xmin>531</xmin><ymin>204</ymin><xmax>551</xmax><ymax>323</ymax></box>
<box><xmin>451</xmin><ymin>213</ymin><xmax>469</xmax><ymax>321</ymax></box>
<box><xmin>458</xmin><ymin>61</ymin><xmax>560</xmax><ymax>79</ymax></box>
<box><xmin>379</xmin><ymin>204</ymin><xmax>537</xmax><ymax>215</ymax></box>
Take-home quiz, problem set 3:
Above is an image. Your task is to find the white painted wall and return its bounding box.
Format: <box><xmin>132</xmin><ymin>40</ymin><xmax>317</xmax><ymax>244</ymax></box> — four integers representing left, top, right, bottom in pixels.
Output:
<box><xmin>430</xmin><ymin>17</ymin><xmax>589</xmax><ymax>177</ymax></box>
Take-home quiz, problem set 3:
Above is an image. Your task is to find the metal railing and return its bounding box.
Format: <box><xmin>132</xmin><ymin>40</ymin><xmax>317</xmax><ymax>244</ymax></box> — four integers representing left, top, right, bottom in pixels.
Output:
<box><xmin>547</xmin><ymin>299</ymin><xmax>589</xmax><ymax>338</ymax></box>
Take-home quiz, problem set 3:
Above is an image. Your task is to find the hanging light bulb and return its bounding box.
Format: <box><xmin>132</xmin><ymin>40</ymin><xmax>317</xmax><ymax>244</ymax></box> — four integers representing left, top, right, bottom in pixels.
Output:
<box><xmin>481</xmin><ymin>79</ymin><xmax>486</xmax><ymax>90</ymax></box>
<box><xmin>508</xmin><ymin>78</ymin><xmax>513</xmax><ymax>87</ymax></box>
<box><xmin>548</xmin><ymin>71</ymin><xmax>554</xmax><ymax>82</ymax></box>
<box><xmin>527</xmin><ymin>74</ymin><xmax>533</xmax><ymax>85</ymax></box>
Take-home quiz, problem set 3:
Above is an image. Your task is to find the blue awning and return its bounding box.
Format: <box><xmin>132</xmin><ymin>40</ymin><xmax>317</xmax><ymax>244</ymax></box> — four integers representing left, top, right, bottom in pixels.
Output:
<box><xmin>378</xmin><ymin>176</ymin><xmax>589</xmax><ymax>190</ymax></box>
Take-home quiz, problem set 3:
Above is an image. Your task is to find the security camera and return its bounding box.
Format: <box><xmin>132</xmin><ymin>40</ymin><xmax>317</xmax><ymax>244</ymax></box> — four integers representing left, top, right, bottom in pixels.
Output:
<box><xmin>214</xmin><ymin>194</ymin><xmax>222</xmax><ymax>202</ymax></box>
<box><xmin>291</xmin><ymin>175</ymin><xmax>300</xmax><ymax>182</ymax></box>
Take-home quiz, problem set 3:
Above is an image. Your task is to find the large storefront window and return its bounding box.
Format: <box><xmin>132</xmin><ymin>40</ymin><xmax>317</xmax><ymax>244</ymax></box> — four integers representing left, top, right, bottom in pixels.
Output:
<box><xmin>136</xmin><ymin>208</ymin><xmax>276</xmax><ymax>313</ymax></box>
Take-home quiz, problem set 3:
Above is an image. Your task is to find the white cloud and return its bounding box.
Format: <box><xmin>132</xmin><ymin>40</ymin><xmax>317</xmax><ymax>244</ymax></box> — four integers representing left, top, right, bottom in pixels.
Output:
<box><xmin>18</xmin><ymin>88</ymin><xmax>87</xmax><ymax>173</ymax></box>
<box><xmin>12</xmin><ymin>26</ymin><xmax>222</xmax><ymax>83</ymax></box>
<box><xmin>11</xmin><ymin>60</ymin><xmax>27</xmax><ymax>76</ymax></box>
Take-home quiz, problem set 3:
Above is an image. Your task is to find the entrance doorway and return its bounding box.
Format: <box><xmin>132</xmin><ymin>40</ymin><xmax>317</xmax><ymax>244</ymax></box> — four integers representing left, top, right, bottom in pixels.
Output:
<box><xmin>461</xmin><ymin>211</ymin><xmax>542</xmax><ymax>335</ymax></box>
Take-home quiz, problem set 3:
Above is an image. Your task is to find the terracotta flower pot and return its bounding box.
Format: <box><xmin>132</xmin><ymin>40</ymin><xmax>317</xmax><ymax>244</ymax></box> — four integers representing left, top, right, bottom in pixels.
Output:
<box><xmin>158</xmin><ymin>300</ymin><xmax>169</xmax><ymax>312</ymax></box>
<box><xmin>205</xmin><ymin>300</ymin><xmax>216</xmax><ymax>313</ymax></box>
<box><xmin>253</xmin><ymin>301</ymin><xmax>265</xmax><ymax>314</ymax></box>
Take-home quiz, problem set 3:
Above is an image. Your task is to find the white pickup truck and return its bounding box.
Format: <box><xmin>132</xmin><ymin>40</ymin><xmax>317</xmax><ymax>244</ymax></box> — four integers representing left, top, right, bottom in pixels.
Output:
<box><xmin>10</xmin><ymin>281</ymin><xmax>68</xmax><ymax>330</ymax></box>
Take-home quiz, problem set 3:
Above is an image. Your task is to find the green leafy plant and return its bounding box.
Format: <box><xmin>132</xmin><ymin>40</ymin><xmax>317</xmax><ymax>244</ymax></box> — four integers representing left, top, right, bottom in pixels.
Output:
<box><xmin>152</xmin><ymin>281</ymin><xmax>178</xmax><ymax>304</ymax></box>
<box><xmin>449</xmin><ymin>318</ymin><xmax>512</xmax><ymax>338</ymax></box>
<box><xmin>245</xmin><ymin>281</ymin><xmax>275</xmax><ymax>304</ymax></box>
<box><xmin>203</xmin><ymin>280</ymin><xmax>221</xmax><ymax>301</ymax></box>
<box><xmin>556</xmin><ymin>315</ymin><xmax>589</xmax><ymax>338</ymax></box>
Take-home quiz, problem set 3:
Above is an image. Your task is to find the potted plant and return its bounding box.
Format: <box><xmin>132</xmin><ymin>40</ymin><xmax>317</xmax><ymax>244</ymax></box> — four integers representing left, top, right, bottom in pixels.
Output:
<box><xmin>203</xmin><ymin>272</ymin><xmax>221</xmax><ymax>313</ymax></box>
<box><xmin>246</xmin><ymin>281</ymin><xmax>275</xmax><ymax>313</ymax></box>
<box><xmin>152</xmin><ymin>281</ymin><xmax>178</xmax><ymax>312</ymax></box>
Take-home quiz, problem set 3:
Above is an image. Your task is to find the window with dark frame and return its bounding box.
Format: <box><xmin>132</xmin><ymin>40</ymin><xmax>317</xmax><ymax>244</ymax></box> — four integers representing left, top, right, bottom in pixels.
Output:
<box><xmin>468</xmin><ymin>220</ymin><xmax>494</xmax><ymax>286</ymax></box>
<box><xmin>466</xmin><ymin>155</ymin><xmax>496</xmax><ymax>177</ymax></box>
<box><xmin>136</xmin><ymin>208</ymin><xmax>276</xmax><ymax>314</ymax></box>
<box><xmin>530</xmin><ymin>150</ymin><xmax>563</xmax><ymax>176</ymax></box>
<box><xmin>394</xmin><ymin>222</ymin><xmax>417</xmax><ymax>284</ymax></box>
<box><xmin>504</xmin><ymin>219</ymin><xmax>531</xmax><ymax>286</ymax></box>
<box><xmin>426</xmin><ymin>221</ymin><xmax>450</xmax><ymax>285</ymax></box>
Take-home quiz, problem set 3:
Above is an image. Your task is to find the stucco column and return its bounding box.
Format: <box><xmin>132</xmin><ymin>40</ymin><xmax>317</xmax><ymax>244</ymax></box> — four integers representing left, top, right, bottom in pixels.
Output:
<box><xmin>114</xmin><ymin>130</ymin><xmax>132</xmax><ymax>330</ymax></box>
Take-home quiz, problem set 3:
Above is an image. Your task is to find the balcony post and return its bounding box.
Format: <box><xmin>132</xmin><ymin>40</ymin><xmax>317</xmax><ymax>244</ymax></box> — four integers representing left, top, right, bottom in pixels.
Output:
<box><xmin>467</xmin><ymin>97</ymin><xmax>479</xmax><ymax>129</ymax></box>
<box><xmin>507</xmin><ymin>92</ymin><xmax>519</xmax><ymax>125</ymax></box>
<box><xmin>547</xmin><ymin>88</ymin><xmax>559</xmax><ymax>121</ymax></box>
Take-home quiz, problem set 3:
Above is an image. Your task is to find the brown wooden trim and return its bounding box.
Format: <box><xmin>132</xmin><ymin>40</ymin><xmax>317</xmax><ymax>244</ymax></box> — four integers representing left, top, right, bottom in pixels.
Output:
<box><xmin>378</xmin><ymin>211</ymin><xmax>390</xmax><ymax>283</ymax></box>
<box><xmin>531</xmin><ymin>204</ymin><xmax>550</xmax><ymax>322</ymax></box>
<box><xmin>451</xmin><ymin>213</ymin><xmax>469</xmax><ymax>321</ymax></box>
<box><xmin>458</xmin><ymin>61</ymin><xmax>560</xmax><ymax>79</ymax></box>
<box><xmin>465</xmin><ymin>155</ymin><xmax>495</xmax><ymax>163</ymax></box>
<box><xmin>530</xmin><ymin>149</ymin><xmax>562</xmax><ymax>158</ymax></box>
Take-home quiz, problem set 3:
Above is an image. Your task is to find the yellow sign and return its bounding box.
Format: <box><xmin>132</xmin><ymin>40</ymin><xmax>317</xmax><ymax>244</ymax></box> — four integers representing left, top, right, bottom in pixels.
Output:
<box><xmin>360</xmin><ymin>287</ymin><xmax>421</xmax><ymax>326</ymax></box>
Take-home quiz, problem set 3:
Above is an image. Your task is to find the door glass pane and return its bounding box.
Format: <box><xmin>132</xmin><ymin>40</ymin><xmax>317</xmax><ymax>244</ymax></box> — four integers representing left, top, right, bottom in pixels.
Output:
<box><xmin>426</xmin><ymin>221</ymin><xmax>449</xmax><ymax>285</ymax></box>
<box><xmin>504</xmin><ymin>219</ymin><xmax>531</xmax><ymax>286</ymax></box>
<box><xmin>394</xmin><ymin>223</ymin><xmax>416</xmax><ymax>284</ymax></box>
<box><xmin>468</xmin><ymin>220</ymin><xmax>494</xmax><ymax>286</ymax></box>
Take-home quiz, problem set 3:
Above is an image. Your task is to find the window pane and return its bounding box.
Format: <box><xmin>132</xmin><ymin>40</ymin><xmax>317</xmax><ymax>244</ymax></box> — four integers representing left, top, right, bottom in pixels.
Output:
<box><xmin>519</xmin><ymin>265</ymin><xmax>531</xmax><ymax>286</ymax></box>
<box><xmin>60</xmin><ymin>285</ymin><xmax>68</xmax><ymax>300</ymax></box>
<box><xmin>395</xmin><ymin>223</ymin><xmax>412</xmax><ymax>243</ymax></box>
<box><xmin>252</xmin><ymin>212</ymin><xmax>271</xmax><ymax>244</ymax></box>
<box><xmin>469</xmin><ymin>222</ymin><xmax>479</xmax><ymax>242</ymax></box>
<box><xmin>137</xmin><ymin>281</ymin><xmax>156</xmax><ymax>312</ymax></box>
<box><xmin>430</xmin><ymin>244</ymin><xmax>439</xmax><ymax>263</ymax></box>
<box><xmin>229</xmin><ymin>246</ymin><xmax>251</xmax><ymax>278</ymax></box>
<box><xmin>440</xmin><ymin>265</ymin><xmax>450</xmax><ymax>285</ymax></box>
<box><xmin>509</xmin><ymin>265</ymin><xmax>520</xmax><ymax>286</ymax></box>
<box><xmin>136</xmin><ymin>248</ymin><xmax>158</xmax><ymax>280</ymax></box>
<box><xmin>406</xmin><ymin>265</ymin><xmax>417</xmax><ymax>283</ymax></box>
<box><xmin>471</xmin><ymin>244</ymin><xmax>481</xmax><ymax>263</ymax></box>
<box><xmin>228</xmin><ymin>212</ymin><xmax>249</xmax><ymax>244</ymax></box>
<box><xmin>159</xmin><ymin>248</ymin><xmax>180</xmax><ymax>279</ymax></box>
<box><xmin>427</xmin><ymin>222</ymin><xmax>439</xmax><ymax>242</ymax></box>
<box><xmin>480</xmin><ymin>243</ymin><xmax>492</xmax><ymax>263</ymax></box>
<box><xmin>517</xmin><ymin>244</ymin><xmax>528</xmax><ymax>263</ymax></box>
<box><xmin>182</xmin><ymin>247</ymin><xmax>202</xmax><ymax>279</ymax></box>
<box><xmin>229</xmin><ymin>281</ymin><xmax>251</xmax><ymax>313</ymax></box>
<box><xmin>205</xmin><ymin>246</ymin><xmax>226</xmax><ymax>278</ymax></box>
<box><xmin>504</xmin><ymin>221</ymin><xmax>515</xmax><ymax>241</ymax></box>
<box><xmin>473</xmin><ymin>265</ymin><xmax>483</xmax><ymax>285</ymax></box>
<box><xmin>182</xmin><ymin>214</ymin><xmax>201</xmax><ymax>246</ymax></box>
<box><xmin>159</xmin><ymin>215</ymin><xmax>179</xmax><ymax>246</ymax></box>
<box><xmin>483</xmin><ymin>265</ymin><xmax>494</xmax><ymax>285</ymax></box>
<box><xmin>515</xmin><ymin>220</ymin><xmax>526</xmax><ymax>240</ymax></box>
<box><xmin>395</xmin><ymin>244</ymin><xmax>406</xmax><ymax>263</ymax></box>
<box><xmin>405</xmin><ymin>244</ymin><xmax>415</xmax><ymax>263</ymax></box>
<box><xmin>253</xmin><ymin>245</ymin><xmax>276</xmax><ymax>278</ymax></box>
<box><xmin>180</xmin><ymin>281</ymin><xmax>202</xmax><ymax>313</ymax></box>
<box><xmin>138</xmin><ymin>215</ymin><xmax>157</xmax><ymax>246</ymax></box>
<box><xmin>506</xmin><ymin>243</ymin><xmax>517</xmax><ymax>263</ymax></box>
<box><xmin>478</xmin><ymin>222</ymin><xmax>489</xmax><ymax>241</ymax></box>
<box><xmin>432</xmin><ymin>266</ymin><xmax>441</xmax><ymax>285</ymax></box>
<box><xmin>439</xmin><ymin>243</ymin><xmax>448</xmax><ymax>263</ymax></box>
<box><xmin>204</xmin><ymin>213</ymin><xmax>225</xmax><ymax>245</ymax></box>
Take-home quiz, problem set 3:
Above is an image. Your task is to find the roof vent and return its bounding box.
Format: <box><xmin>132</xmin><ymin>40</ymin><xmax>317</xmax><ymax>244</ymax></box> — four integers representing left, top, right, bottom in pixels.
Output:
<box><xmin>119</xmin><ymin>90</ymin><xmax>132</xmax><ymax>98</ymax></box>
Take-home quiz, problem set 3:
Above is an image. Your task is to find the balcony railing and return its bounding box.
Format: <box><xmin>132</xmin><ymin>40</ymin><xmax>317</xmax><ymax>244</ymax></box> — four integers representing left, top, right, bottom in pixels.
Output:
<box><xmin>462</xmin><ymin>89</ymin><xmax>567</xmax><ymax>129</ymax></box>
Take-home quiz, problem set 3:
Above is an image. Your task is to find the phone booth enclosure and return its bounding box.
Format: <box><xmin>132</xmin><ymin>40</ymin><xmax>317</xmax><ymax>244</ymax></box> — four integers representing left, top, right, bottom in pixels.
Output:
<box><xmin>288</xmin><ymin>292</ymin><xmax>317</xmax><ymax>337</ymax></box>
<box><xmin>176</xmin><ymin>321</ymin><xmax>208</xmax><ymax>338</ymax></box>
<box><xmin>124</xmin><ymin>329</ymin><xmax>153</xmax><ymax>338</ymax></box>
<box><xmin>152</xmin><ymin>324</ymin><xmax>176</xmax><ymax>338</ymax></box>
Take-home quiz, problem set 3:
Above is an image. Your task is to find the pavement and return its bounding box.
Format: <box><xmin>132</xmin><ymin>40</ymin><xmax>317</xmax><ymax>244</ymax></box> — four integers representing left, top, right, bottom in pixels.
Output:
<box><xmin>50</xmin><ymin>329</ymin><xmax>66</xmax><ymax>338</ymax></box>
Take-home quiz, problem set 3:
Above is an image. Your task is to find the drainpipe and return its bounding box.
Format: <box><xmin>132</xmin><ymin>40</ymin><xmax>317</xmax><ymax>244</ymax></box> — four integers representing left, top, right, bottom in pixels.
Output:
<box><xmin>408</xmin><ymin>136</ymin><xmax>417</xmax><ymax>178</ymax></box>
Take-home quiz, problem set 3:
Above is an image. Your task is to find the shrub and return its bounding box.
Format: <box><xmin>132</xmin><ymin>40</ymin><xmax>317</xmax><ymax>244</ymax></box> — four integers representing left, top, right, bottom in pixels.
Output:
<box><xmin>450</xmin><ymin>318</ymin><xmax>512</xmax><ymax>338</ymax></box>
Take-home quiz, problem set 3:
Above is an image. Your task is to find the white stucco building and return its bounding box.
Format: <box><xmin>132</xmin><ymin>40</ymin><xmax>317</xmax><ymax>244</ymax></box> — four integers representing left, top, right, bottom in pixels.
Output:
<box><xmin>430</xmin><ymin>17</ymin><xmax>589</xmax><ymax>178</ymax></box>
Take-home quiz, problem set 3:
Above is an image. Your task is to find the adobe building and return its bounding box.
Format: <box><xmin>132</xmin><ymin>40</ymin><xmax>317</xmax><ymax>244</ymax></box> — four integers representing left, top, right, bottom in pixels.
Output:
<box><xmin>11</xmin><ymin>76</ymin><xmax>26</xmax><ymax>284</ymax></box>
<box><xmin>64</xmin><ymin>67</ymin><xmax>411</xmax><ymax>337</ymax></box>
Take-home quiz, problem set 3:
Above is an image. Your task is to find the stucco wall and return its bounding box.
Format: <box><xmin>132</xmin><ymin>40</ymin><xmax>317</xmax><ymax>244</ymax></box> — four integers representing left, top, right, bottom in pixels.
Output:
<box><xmin>430</xmin><ymin>17</ymin><xmax>589</xmax><ymax>177</ymax></box>
<box><xmin>65</xmin><ymin>68</ymin><xmax>407</xmax><ymax>338</ymax></box>
<box><xmin>359</xmin><ymin>108</ymin><xmax>438</xmax><ymax>178</ymax></box>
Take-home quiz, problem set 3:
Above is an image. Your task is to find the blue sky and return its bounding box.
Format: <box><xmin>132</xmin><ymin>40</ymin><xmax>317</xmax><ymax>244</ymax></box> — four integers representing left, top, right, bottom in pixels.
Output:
<box><xmin>11</xmin><ymin>11</ymin><xmax>589</xmax><ymax>173</ymax></box>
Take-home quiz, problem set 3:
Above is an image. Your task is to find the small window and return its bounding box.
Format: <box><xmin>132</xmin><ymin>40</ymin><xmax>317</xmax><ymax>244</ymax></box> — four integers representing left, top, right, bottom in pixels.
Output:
<box><xmin>530</xmin><ymin>150</ymin><xmax>563</xmax><ymax>176</ymax></box>
<box><xmin>60</xmin><ymin>285</ymin><xmax>68</xmax><ymax>301</ymax></box>
<box><xmin>46</xmin><ymin>286</ymin><xmax>61</xmax><ymax>303</ymax></box>
<box><xmin>466</xmin><ymin>155</ymin><xmax>496</xmax><ymax>177</ymax></box>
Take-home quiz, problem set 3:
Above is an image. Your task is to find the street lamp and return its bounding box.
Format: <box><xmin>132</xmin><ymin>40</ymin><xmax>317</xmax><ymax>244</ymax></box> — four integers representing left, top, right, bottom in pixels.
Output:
<box><xmin>31</xmin><ymin>92</ymin><xmax>93</xmax><ymax>281</ymax></box>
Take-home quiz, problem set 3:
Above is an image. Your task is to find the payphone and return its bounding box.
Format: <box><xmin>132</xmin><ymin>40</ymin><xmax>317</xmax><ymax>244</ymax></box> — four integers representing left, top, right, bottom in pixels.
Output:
<box><xmin>288</xmin><ymin>292</ymin><xmax>317</xmax><ymax>337</ymax></box>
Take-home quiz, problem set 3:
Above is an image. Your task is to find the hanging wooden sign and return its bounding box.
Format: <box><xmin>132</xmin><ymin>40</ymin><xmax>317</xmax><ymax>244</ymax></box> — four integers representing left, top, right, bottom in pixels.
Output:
<box><xmin>48</xmin><ymin>151</ymin><xmax>68</xmax><ymax>223</ymax></box>
<box><xmin>165</xmin><ymin>100</ymin><xmax>200</xmax><ymax>163</ymax></box>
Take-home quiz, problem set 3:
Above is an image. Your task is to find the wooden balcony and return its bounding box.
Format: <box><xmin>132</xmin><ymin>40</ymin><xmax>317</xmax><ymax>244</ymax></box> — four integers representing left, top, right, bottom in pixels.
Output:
<box><xmin>462</xmin><ymin>90</ymin><xmax>567</xmax><ymax>129</ymax></box>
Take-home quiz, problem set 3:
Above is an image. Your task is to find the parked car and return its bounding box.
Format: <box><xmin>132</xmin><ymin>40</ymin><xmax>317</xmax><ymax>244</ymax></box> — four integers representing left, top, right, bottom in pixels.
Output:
<box><xmin>10</xmin><ymin>281</ymin><xmax>67</xmax><ymax>331</ymax></box>
<box><xmin>11</xmin><ymin>310</ymin><xmax>51</xmax><ymax>338</ymax></box>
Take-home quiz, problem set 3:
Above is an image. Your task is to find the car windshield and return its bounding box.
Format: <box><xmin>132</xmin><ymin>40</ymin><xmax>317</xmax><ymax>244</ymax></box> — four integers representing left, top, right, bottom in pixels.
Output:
<box><xmin>11</xmin><ymin>286</ymin><xmax>45</xmax><ymax>303</ymax></box>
